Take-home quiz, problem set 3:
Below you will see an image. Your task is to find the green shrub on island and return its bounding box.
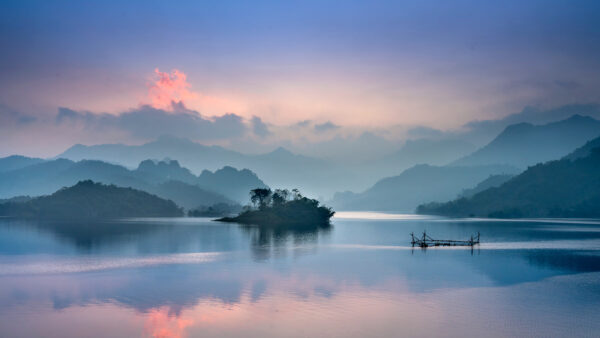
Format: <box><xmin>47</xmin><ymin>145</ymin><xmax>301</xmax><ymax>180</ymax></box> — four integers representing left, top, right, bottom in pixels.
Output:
<box><xmin>188</xmin><ymin>203</ymin><xmax>242</xmax><ymax>217</ymax></box>
<box><xmin>217</xmin><ymin>188</ymin><xmax>335</xmax><ymax>226</ymax></box>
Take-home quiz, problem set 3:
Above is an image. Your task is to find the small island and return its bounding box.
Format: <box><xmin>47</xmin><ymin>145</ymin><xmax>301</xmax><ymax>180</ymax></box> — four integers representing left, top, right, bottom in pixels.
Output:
<box><xmin>217</xmin><ymin>188</ymin><xmax>335</xmax><ymax>226</ymax></box>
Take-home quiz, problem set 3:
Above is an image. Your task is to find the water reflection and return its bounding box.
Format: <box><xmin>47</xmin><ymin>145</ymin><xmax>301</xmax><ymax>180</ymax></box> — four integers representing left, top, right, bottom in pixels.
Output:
<box><xmin>239</xmin><ymin>222</ymin><xmax>331</xmax><ymax>261</ymax></box>
<box><xmin>0</xmin><ymin>215</ymin><xmax>600</xmax><ymax>337</ymax></box>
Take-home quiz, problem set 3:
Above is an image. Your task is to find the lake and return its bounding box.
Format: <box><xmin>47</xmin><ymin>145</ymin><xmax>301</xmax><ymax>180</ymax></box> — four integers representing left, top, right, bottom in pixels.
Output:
<box><xmin>1</xmin><ymin>212</ymin><xmax>599</xmax><ymax>337</ymax></box>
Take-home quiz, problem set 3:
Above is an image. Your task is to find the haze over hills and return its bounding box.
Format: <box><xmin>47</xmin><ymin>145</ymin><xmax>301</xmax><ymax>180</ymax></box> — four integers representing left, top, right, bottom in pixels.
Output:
<box><xmin>0</xmin><ymin>157</ymin><xmax>266</xmax><ymax>209</ymax></box>
<box><xmin>452</xmin><ymin>115</ymin><xmax>600</xmax><ymax>168</ymax></box>
<box><xmin>418</xmin><ymin>143</ymin><xmax>600</xmax><ymax>218</ymax></box>
<box><xmin>458</xmin><ymin>174</ymin><xmax>515</xmax><ymax>199</ymax></box>
<box><xmin>50</xmin><ymin>106</ymin><xmax>600</xmax><ymax>199</ymax></box>
<box><xmin>371</xmin><ymin>138</ymin><xmax>477</xmax><ymax>175</ymax></box>
<box><xmin>456</xmin><ymin>104</ymin><xmax>600</xmax><ymax>146</ymax></box>
<box><xmin>563</xmin><ymin>135</ymin><xmax>600</xmax><ymax>161</ymax></box>
<box><xmin>329</xmin><ymin>164</ymin><xmax>519</xmax><ymax>212</ymax></box>
<box><xmin>57</xmin><ymin>135</ymin><xmax>356</xmax><ymax>198</ymax></box>
<box><xmin>330</xmin><ymin>114</ymin><xmax>600</xmax><ymax>212</ymax></box>
<box><xmin>0</xmin><ymin>155</ymin><xmax>45</xmax><ymax>173</ymax></box>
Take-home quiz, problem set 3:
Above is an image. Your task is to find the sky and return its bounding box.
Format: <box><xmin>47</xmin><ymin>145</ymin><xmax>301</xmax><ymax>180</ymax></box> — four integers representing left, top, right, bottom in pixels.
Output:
<box><xmin>1</xmin><ymin>0</ymin><xmax>600</xmax><ymax>157</ymax></box>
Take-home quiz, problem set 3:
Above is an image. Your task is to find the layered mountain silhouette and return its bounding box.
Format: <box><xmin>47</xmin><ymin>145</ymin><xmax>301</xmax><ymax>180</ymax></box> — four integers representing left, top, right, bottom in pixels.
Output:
<box><xmin>330</xmin><ymin>164</ymin><xmax>518</xmax><ymax>212</ymax></box>
<box><xmin>331</xmin><ymin>115</ymin><xmax>600</xmax><ymax>212</ymax></box>
<box><xmin>452</xmin><ymin>115</ymin><xmax>600</xmax><ymax>168</ymax></box>
<box><xmin>57</xmin><ymin>135</ymin><xmax>346</xmax><ymax>198</ymax></box>
<box><xmin>370</xmin><ymin>138</ymin><xmax>477</xmax><ymax>176</ymax></box>
<box><xmin>458</xmin><ymin>174</ymin><xmax>515</xmax><ymax>198</ymax></box>
<box><xmin>0</xmin><ymin>157</ymin><xmax>267</xmax><ymax>209</ymax></box>
<box><xmin>418</xmin><ymin>142</ymin><xmax>600</xmax><ymax>218</ymax></box>
<box><xmin>0</xmin><ymin>180</ymin><xmax>183</xmax><ymax>218</ymax></box>
<box><xmin>0</xmin><ymin>155</ymin><xmax>45</xmax><ymax>173</ymax></box>
<box><xmin>563</xmin><ymin>135</ymin><xmax>600</xmax><ymax>161</ymax></box>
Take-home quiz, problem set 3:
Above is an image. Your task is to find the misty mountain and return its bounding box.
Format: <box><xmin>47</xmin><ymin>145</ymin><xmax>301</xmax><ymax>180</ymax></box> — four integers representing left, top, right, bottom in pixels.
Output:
<box><xmin>197</xmin><ymin>166</ymin><xmax>267</xmax><ymax>202</ymax></box>
<box><xmin>136</xmin><ymin>159</ymin><xmax>198</xmax><ymax>185</ymax></box>
<box><xmin>57</xmin><ymin>135</ymin><xmax>351</xmax><ymax>198</ymax></box>
<box><xmin>0</xmin><ymin>180</ymin><xmax>183</xmax><ymax>218</ymax></box>
<box><xmin>59</xmin><ymin>135</ymin><xmax>244</xmax><ymax>169</ymax></box>
<box><xmin>459</xmin><ymin>104</ymin><xmax>600</xmax><ymax>146</ymax></box>
<box><xmin>452</xmin><ymin>115</ymin><xmax>600</xmax><ymax>168</ymax></box>
<box><xmin>417</xmin><ymin>147</ymin><xmax>600</xmax><ymax>218</ymax></box>
<box><xmin>134</xmin><ymin>159</ymin><xmax>267</xmax><ymax>203</ymax></box>
<box><xmin>0</xmin><ymin>157</ymin><xmax>265</xmax><ymax>208</ymax></box>
<box><xmin>0</xmin><ymin>155</ymin><xmax>45</xmax><ymax>173</ymax></box>
<box><xmin>0</xmin><ymin>159</ymin><xmax>145</xmax><ymax>198</ymax></box>
<box><xmin>563</xmin><ymin>135</ymin><xmax>600</xmax><ymax>161</ymax></box>
<box><xmin>373</xmin><ymin>138</ymin><xmax>476</xmax><ymax>175</ymax></box>
<box><xmin>459</xmin><ymin>174</ymin><xmax>515</xmax><ymax>199</ymax></box>
<box><xmin>145</xmin><ymin>180</ymin><xmax>232</xmax><ymax>209</ymax></box>
<box><xmin>329</xmin><ymin>164</ymin><xmax>519</xmax><ymax>212</ymax></box>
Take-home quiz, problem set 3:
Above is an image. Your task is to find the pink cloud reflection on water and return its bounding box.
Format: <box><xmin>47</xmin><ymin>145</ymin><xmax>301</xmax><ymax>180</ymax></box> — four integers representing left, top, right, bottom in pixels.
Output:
<box><xmin>1</xmin><ymin>269</ymin><xmax>599</xmax><ymax>337</ymax></box>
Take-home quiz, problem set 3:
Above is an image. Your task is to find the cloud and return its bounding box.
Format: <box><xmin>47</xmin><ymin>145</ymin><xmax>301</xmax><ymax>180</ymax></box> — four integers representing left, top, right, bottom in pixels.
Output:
<box><xmin>148</xmin><ymin>68</ymin><xmax>199</xmax><ymax>111</ymax></box>
<box><xmin>314</xmin><ymin>121</ymin><xmax>339</xmax><ymax>133</ymax></box>
<box><xmin>406</xmin><ymin>126</ymin><xmax>443</xmax><ymax>139</ymax></box>
<box><xmin>56</xmin><ymin>105</ymin><xmax>247</xmax><ymax>140</ymax></box>
<box><xmin>294</xmin><ymin>120</ymin><xmax>311</xmax><ymax>128</ymax></box>
<box><xmin>145</xmin><ymin>68</ymin><xmax>247</xmax><ymax>115</ymax></box>
<box><xmin>1</xmin><ymin>104</ymin><xmax>36</xmax><ymax>126</ymax></box>
<box><xmin>251</xmin><ymin>116</ymin><xmax>271</xmax><ymax>137</ymax></box>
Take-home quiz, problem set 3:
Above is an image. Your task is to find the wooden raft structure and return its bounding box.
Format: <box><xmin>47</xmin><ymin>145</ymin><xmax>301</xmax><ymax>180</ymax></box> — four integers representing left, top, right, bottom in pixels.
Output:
<box><xmin>410</xmin><ymin>231</ymin><xmax>480</xmax><ymax>248</ymax></box>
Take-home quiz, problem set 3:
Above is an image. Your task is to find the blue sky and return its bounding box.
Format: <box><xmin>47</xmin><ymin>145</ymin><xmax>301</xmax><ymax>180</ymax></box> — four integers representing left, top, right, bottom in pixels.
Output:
<box><xmin>1</xmin><ymin>0</ymin><xmax>600</xmax><ymax>155</ymax></box>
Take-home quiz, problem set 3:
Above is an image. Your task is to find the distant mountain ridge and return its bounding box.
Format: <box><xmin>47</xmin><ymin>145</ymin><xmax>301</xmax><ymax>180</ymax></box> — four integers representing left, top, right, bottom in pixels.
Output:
<box><xmin>330</xmin><ymin>115</ymin><xmax>600</xmax><ymax>212</ymax></box>
<box><xmin>0</xmin><ymin>157</ymin><xmax>267</xmax><ymax>209</ymax></box>
<box><xmin>458</xmin><ymin>174</ymin><xmax>515</xmax><ymax>198</ymax></box>
<box><xmin>452</xmin><ymin>115</ymin><xmax>600</xmax><ymax>168</ymax></box>
<box><xmin>330</xmin><ymin>163</ymin><xmax>519</xmax><ymax>212</ymax></box>
<box><xmin>418</xmin><ymin>146</ymin><xmax>600</xmax><ymax>218</ymax></box>
<box><xmin>0</xmin><ymin>155</ymin><xmax>45</xmax><ymax>173</ymax></box>
<box><xmin>56</xmin><ymin>135</ymin><xmax>345</xmax><ymax>198</ymax></box>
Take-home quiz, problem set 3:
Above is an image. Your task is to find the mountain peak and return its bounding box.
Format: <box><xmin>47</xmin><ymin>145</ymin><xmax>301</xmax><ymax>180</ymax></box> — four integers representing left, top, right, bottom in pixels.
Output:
<box><xmin>563</xmin><ymin>114</ymin><xmax>595</xmax><ymax>123</ymax></box>
<box><xmin>269</xmin><ymin>147</ymin><xmax>294</xmax><ymax>156</ymax></box>
<box><xmin>137</xmin><ymin>159</ymin><xmax>182</xmax><ymax>171</ymax></box>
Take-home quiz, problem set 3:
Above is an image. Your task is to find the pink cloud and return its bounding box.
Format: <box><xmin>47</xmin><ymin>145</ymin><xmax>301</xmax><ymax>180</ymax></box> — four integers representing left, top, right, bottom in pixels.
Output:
<box><xmin>147</xmin><ymin>68</ymin><xmax>247</xmax><ymax>115</ymax></box>
<box><xmin>148</xmin><ymin>68</ymin><xmax>199</xmax><ymax>111</ymax></box>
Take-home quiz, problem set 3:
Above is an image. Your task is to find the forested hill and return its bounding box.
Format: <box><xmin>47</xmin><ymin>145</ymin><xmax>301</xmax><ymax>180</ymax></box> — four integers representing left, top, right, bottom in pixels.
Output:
<box><xmin>0</xmin><ymin>180</ymin><xmax>183</xmax><ymax>218</ymax></box>
<box><xmin>417</xmin><ymin>148</ymin><xmax>600</xmax><ymax>218</ymax></box>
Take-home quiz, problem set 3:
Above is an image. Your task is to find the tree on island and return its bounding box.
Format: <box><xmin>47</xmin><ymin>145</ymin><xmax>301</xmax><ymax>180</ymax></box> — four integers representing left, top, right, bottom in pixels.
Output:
<box><xmin>218</xmin><ymin>188</ymin><xmax>334</xmax><ymax>226</ymax></box>
<box><xmin>250</xmin><ymin>188</ymin><xmax>272</xmax><ymax>209</ymax></box>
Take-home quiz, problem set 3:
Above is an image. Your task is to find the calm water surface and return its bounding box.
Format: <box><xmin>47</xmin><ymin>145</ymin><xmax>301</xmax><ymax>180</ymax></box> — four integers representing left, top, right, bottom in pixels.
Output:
<box><xmin>1</xmin><ymin>212</ymin><xmax>600</xmax><ymax>337</ymax></box>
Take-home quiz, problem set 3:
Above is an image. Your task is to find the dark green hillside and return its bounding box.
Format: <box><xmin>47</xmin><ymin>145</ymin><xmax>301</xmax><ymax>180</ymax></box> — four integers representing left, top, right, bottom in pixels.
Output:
<box><xmin>417</xmin><ymin>148</ymin><xmax>600</xmax><ymax>218</ymax></box>
<box><xmin>459</xmin><ymin>174</ymin><xmax>515</xmax><ymax>198</ymax></box>
<box><xmin>563</xmin><ymin>135</ymin><xmax>600</xmax><ymax>161</ymax></box>
<box><xmin>0</xmin><ymin>180</ymin><xmax>183</xmax><ymax>218</ymax></box>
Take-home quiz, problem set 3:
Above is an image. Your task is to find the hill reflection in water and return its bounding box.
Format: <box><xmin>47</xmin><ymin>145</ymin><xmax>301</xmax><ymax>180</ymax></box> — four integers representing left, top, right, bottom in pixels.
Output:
<box><xmin>0</xmin><ymin>215</ymin><xmax>599</xmax><ymax>337</ymax></box>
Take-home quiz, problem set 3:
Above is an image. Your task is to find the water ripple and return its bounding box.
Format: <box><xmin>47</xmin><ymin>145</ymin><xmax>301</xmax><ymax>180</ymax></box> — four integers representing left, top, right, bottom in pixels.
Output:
<box><xmin>0</xmin><ymin>252</ymin><xmax>224</xmax><ymax>275</ymax></box>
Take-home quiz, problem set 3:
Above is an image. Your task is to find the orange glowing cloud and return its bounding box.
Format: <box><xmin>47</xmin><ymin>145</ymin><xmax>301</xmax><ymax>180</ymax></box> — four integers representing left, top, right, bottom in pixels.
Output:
<box><xmin>147</xmin><ymin>68</ymin><xmax>247</xmax><ymax>115</ymax></box>
<box><xmin>148</xmin><ymin>69</ymin><xmax>199</xmax><ymax>111</ymax></box>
